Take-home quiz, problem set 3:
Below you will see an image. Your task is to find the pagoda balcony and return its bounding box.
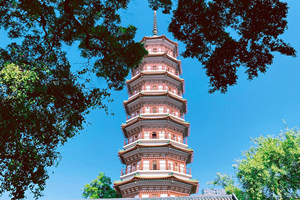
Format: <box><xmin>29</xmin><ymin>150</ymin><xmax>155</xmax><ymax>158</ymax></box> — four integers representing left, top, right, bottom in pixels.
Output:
<box><xmin>128</xmin><ymin>90</ymin><xmax>183</xmax><ymax>100</ymax></box>
<box><xmin>141</xmin><ymin>113</ymin><xmax>184</xmax><ymax>121</ymax></box>
<box><xmin>130</xmin><ymin>70</ymin><xmax>180</xmax><ymax>82</ymax></box>
<box><xmin>126</xmin><ymin>113</ymin><xmax>185</xmax><ymax>123</ymax></box>
<box><xmin>126</xmin><ymin>115</ymin><xmax>140</xmax><ymax>123</ymax></box>
<box><xmin>143</xmin><ymin>52</ymin><xmax>182</xmax><ymax>74</ymax></box>
<box><xmin>123</xmin><ymin>138</ymin><xmax>188</xmax><ymax>150</ymax></box>
<box><xmin>141</xmin><ymin>69</ymin><xmax>179</xmax><ymax>77</ymax></box>
<box><xmin>124</xmin><ymin>137</ymin><xmax>188</xmax><ymax>145</ymax></box>
<box><xmin>120</xmin><ymin>167</ymin><xmax>192</xmax><ymax>181</ymax></box>
<box><xmin>121</xmin><ymin>166</ymin><xmax>191</xmax><ymax>176</ymax></box>
<box><xmin>148</xmin><ymin>51</ymin><xmax>177</xmax><ymax>60</ymax></box>
<box><xmin>127</xmin><ymin>70</ymin><xmax>184</xmax><ymax>90</ymax></box>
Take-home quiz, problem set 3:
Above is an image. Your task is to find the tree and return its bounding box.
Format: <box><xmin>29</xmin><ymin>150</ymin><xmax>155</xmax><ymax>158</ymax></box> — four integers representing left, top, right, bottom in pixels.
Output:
<box><xmin>168</xmin><ymin>0</ymin><xmax>296</xmax><ymax>93</ymax></box>
<box><xmin>208</xmin><ymin>173</ymin><xmax>246</xmax><ymax>200</ymax></box>
<box><xmin>209</xmin><ymin>128</ymin><xmax>300</xmax><ymax>200</ymax></box>
<box><xmin>82</xmin><ymin>172</ymin><xmax>121</xmax><ymax>199</ymax></box>
<box><xmin>0</xmin><ymin>0</ymin><xmax>147</xmax><ymax>199</ymax></box>
<box><xmin>0</xmin><ymin>62</ymin><xmax>112</xmax><ymax>199</ymax></box>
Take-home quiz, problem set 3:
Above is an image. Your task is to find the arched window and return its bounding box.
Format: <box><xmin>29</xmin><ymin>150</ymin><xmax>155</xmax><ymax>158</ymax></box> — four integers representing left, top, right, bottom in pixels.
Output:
<box><xmin>132</xmin><ymin>163</ymin><xmax>136</xmax><ymax>171</ymax></box>
<box><xmin>152</xmin><ymin>132</ymin><xmax>157</xmax><ymax>139</ymax></box>
<box><xmin>152</xmin><ymin>160</ymin><xmax>157</xmax><ymax>170</ymax></box>
<box><xmin>152</xmin><ymin>107</ymin><xmax>157</xmax><ymax>113</ymax></box>
<box><xmin>127</xmin><ymin>165</ymin><xmax>131</xmax><ymax>173</ymax></box>
<box><xmin>153</xmin><ymin>65</ymin><xmax>157</xmax><ymax>70</ymax></box>
<box><xmin>153</xmin><ymin>48</ymin><xmax>158</xmax><ymax>52</ymax></box>
<box><xmin>173</xmin><ymin>134</ymin><xmax>176</xmax><ymax>141</ymax></box>
<box><xmin>137</xmin><ymin>161</ymin><xmax>141</xmax><ymax>170</ymax></box>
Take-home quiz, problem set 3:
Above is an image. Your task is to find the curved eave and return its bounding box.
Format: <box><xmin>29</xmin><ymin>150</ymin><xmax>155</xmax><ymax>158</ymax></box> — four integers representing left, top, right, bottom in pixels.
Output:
<box><xmin>145</xmin><ymin>53</ymin><xmax>182</xmax><ymax>74</ymax></box>
<box><xmin>114</xmin><ymin>175</ymin><xmax>198</xmax><ymax>194</ymax></box>
<box><xmin>123</xmin><ymin>92</ymin><xmax>187</xmax><ymax>114</ymax></box>
<box><xmin>121</xmin><ymin>115</ymin><xmax>190</xmax><ymax>135</ymax></box>
<box><xmin>119</xmin><ymin>143</ymin><xmax>193</xmax><ymax>156</ymax></box>
<box><xmin>140</xmin><ymin>35</ymin><xmax>178</xmax><ymax>47</ymax></box>
<box><xmin>118</xmin><ymin>143</ymin><xmax>193</xmax><ymax>164</ymax></box>
<box><xmin>126</xmin><ymin>71</ymin><xmax>184</xmax><ymax>92</ymax></box>
<box><xmin>121</xmin><ymin>115</ymin><xmax>190</xmax><ymax>138</ymax></box>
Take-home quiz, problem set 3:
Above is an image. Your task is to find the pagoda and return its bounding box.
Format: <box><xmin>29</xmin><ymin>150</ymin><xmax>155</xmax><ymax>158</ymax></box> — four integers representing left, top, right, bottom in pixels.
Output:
<box><xmin>114</xmin><ymin>11</ymin><xmax>199</xmax><ymax>198</ymax></box>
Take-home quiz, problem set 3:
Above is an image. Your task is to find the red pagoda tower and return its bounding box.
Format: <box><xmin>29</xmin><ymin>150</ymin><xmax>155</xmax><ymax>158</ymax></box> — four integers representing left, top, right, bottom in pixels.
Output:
<box><xmin>114</xmin><ymin>11</ymin><xmax>199</xmax><ymax>198</ymax></box>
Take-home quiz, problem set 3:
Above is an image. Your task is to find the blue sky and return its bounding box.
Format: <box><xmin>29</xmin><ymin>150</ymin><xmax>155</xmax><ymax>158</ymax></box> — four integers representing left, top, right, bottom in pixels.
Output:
<box><xmin>1</xmin><ymin>0</ymin><xmax>300</xmax><ymax>199</ymax></box>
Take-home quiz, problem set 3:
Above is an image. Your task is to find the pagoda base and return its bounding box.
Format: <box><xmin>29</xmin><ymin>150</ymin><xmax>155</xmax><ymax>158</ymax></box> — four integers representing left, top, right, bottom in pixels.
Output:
<box><xmin>114</xmin><ymin>175</ymin><xmax>198</xmax><ymax>198</ymax></box>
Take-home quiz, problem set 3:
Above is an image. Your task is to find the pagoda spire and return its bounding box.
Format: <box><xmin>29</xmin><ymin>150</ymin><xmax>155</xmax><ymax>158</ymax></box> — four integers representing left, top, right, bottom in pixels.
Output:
<box><xmin>152</xmin><ymin>10</ymin><xmax>158</xmax><ymax>36</ymax></box>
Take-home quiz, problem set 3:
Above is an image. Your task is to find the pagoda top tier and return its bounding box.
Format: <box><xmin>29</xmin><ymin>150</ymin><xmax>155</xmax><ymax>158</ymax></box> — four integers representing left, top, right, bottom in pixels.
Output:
<box><xmin>141</xmin><ymin>35</ymin><xmax>179</xmax><ymax>57</ymax></box>
<box><xmin>141</xmin><ymin>35</ymin><xmax>178</xmax><ymax>46</ymax></box>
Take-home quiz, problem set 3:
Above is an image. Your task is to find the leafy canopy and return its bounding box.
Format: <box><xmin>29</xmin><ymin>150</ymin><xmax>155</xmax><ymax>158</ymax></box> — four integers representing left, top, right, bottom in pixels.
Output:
<box><xmin>0</xmin><ymin>62</ymin><xmax>112</xmax><ymax>200</ymax></box>
<box><xmin>82</xmin><ymin>172</ymin><xmax>121</xmax><ymax>199</ymax></box>
<box><xmin>168</xmin><ymin>0</ymin><xmax>296</xmax><ymax>93</ymax></box>
<box><xmin>0</xmin><ymin>0</ymin><xmax>147</xmax><ymax>199</ymax></box>
<box><xmin>208</xmin><ymin>173</ymin><xmax>245</xmax><ymax>200</ymax></box>
<box><xmin>209</xmin><ymin>128</ymin><xmax>300</xmax><ymax>200</ymax></box>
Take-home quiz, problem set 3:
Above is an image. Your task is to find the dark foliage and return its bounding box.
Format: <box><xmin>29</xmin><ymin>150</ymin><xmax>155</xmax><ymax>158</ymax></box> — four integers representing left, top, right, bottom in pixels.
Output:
<box><xmin>168</xmin><ymin>0</ymin><xmax>296</xmax><ymax>93</ymax></box>
<box><xmin>148</xmin><ymin>0</ymin><xmax>172</xmax><ymax>14</ymax></box>
<box><xmin>0</xmin><ymin>0</ymin><xmax>147</xmax><ymax>199</ymax></box>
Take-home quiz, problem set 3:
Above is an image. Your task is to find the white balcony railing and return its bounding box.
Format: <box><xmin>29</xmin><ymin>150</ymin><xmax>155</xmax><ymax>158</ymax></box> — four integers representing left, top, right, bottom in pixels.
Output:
<box><xmin>126</xmin><ymin>113</ymin><xmax>185</xmax><ymax>123</ymax></box>
<box><xmin>128</xmin><ymin>90</ymin><xmax>183</xmax><ymax>100</ymax></box>
<box><xmin>123</xmin><ymin>138</ymin><xmax>188</xmax><ymax>150</ymax></box>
